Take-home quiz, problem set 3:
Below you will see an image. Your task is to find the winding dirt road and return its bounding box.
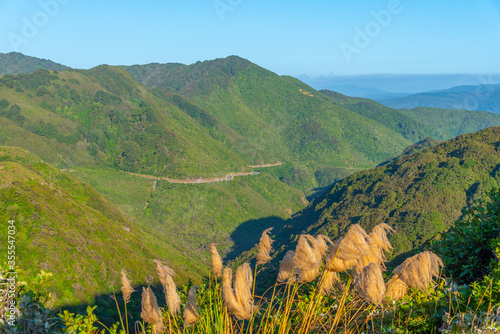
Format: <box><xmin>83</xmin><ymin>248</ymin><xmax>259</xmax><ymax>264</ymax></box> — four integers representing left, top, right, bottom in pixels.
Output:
<box><xmin>130</xmin><ymin>162</ymin><xmax>283</xmax><ymax>184</ymax></box>
<box><xmin>249</xmin><ymin>162</ymin><xmax>283</xmax><ymax>168</ymax></box>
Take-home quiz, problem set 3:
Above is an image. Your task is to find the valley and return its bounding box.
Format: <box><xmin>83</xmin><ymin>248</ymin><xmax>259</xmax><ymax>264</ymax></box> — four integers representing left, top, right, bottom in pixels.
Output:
<box><xmin>1</xmin><ymin>0</ymin><xmax>499</xmax><ymax>331</ymax></box>
<box><xmin>2</xmin><ymin>53</ymin><xmax>500</xmax><ymax>333</ymax></box>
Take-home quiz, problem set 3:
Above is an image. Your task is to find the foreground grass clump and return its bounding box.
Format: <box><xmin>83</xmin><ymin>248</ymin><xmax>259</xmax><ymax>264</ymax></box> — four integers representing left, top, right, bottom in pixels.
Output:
<box><xmin>4</xmin><ymin>221</ymin><xmax>500</xmax><ymax>333</ymax></box>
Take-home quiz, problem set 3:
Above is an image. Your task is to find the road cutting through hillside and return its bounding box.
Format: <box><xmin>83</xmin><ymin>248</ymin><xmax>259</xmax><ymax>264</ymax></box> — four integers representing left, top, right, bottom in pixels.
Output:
<box><xmin>131</xmin><ymin>162</ymin><xmax>283</xmax><ymax>184</ymax></box>
<box><xmin>249</xmin><ymin>162</ymin><xmax>283</xmax><ymax>168</ymax></box>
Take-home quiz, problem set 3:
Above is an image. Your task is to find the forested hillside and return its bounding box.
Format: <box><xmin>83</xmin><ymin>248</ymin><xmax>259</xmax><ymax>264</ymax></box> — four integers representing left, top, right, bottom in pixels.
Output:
<box><xmin>126</xmin><ymin>57</ymin><xmax>414</xmax><ymax>191</ymax></box>
<box><xmin>270</xmin><ymin>127</ymin><xmax>500</xmax><ymax>263</ymax></box>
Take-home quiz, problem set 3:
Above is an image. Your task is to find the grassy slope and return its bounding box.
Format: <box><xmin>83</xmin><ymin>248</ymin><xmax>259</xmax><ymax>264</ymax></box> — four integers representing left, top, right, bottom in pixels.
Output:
<box><xmin>126</xmin><ymin>57</ymin><xmax>412</xmax><ymax>191</ymax></box>
<box><xmin>0</xmin><ymin>146</ymin><xmax>198</xmax><ymax>307</ymax></box>
<box><xmin>320</xmin><ymin>89</ymin><xmax>500</xmax><ymax>141</ymax></box>
<box><xmin>70</xmin><ymin>165</ymin><xmax>306</xmax><ymax>263</ymax></box>
<box><xmin>271</xmin><ymin>127</ymin><xmax>500</xmax><ymax>263</ymax></box>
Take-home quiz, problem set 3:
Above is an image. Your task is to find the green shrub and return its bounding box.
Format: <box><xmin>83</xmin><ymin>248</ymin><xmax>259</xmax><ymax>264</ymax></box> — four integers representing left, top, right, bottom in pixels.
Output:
<box><xmin>0</xmin><ymin>99</ymin><xmax>9</xmax><ymax>110</ymax></box>
<box><xmin>434</xmin><ymin>188</ymin><xmax>500</xmax><ymax>284</ymax></box>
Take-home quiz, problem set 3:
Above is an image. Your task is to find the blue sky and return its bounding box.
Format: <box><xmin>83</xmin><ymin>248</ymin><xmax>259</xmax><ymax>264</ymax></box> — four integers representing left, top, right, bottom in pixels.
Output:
<box><xmin>0</xmin><ymin>0</ymin><xmax>499</xmax><ymax>76</ymax></box>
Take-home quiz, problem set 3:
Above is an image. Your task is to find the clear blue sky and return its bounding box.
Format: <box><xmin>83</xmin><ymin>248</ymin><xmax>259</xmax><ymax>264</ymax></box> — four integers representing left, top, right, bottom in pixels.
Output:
<box><xmin>0</xmin><ymin>0</ymin><xmax>499</xmax><ymax>76</ymax></box>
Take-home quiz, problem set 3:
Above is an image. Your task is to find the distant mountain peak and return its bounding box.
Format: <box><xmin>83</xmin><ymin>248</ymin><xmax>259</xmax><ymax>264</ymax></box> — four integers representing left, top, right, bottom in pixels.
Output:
<box><xmin>0</xmin><ymin>52</ymin><xmax>69</xmax><ymax>75</ymax></box>
<box><xmin>380</xmin><ymin>82</ymin><xmax>500</xmax><ymax>113</ymax></box>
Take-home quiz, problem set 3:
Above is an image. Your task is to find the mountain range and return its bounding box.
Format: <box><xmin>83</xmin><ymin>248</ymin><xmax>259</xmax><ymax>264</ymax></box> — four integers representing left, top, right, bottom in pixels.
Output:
<box><xmin>299</xmin><ymin>73</ymin><xmax>500</xmax><ymax>99</ymax></box>
<box><xmin>380</xmin><ymin>83</ymin><xmax>500</xmax><ymax>113</ymax></box>
<box><xmin>0</xmin><ymin>52</ymin><xmax>69</xmax><ymax>75</ymax></box>
<box><xmin>125</xmin><ymin>57</ymin><xmax>413</xmax><ymax>191</ymax></box>
<box><xmin>2</xmin><ymin>52</ymin><xmax>500</xmax><ymax>309</ymax></box>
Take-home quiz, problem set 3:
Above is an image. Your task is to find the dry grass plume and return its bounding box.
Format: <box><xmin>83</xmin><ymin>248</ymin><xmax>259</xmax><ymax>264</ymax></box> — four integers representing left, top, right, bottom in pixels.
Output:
<box><xmin>325</xmin><ymin>224</ymin><xmax>372</xmax><ymax>272</ymax></box>
<box><xmin>293</xmin><ymin>234</ymin><xmax>332</xmax><ymax>282</ymax></box>
<box><xmin>277</xmin><ymin>250</ymin><xmax>296</xmax><ymax>282</ymax></box>
<box><xmin>153</xmin><ymin>260</ymin><xmax>181</xmax><ymax>316</ymax></box>
<box><xmin>120</xmin><ymin>269</ymin><xmax>134</xmax><ymax>303</ymax></box>
<box><xmin>310</xmin><ymin>235</ymin><xmax>333</xmax><ymax>260</ymax></box>
<box><xmin>183</xmin><ymin>286</ymin><xmax>200</xmax><ymax>327</ymax></box>
<box><xmin>392</xmin><ymin>251</ymin><xmax>443</xmax><ymax>291</ymax></box>
<box><xmin>233</xmin><ymin>263</ymin><xmax>255</xmax><ymax>317</ymax></box>
<box><xmin>222</xmin><ymin>264</ymin><xmax>255</xmax><ymax>320</ymax></box>
<box><xmin>357</xmin><ymin>223</ymin><xmax>395</xmax><ymax>272</ymax></box>
<box><xmin>210</xmin><ymin>243</ymin><xmax>224</xmax><ymax>278</ymax></box>
<box><xmin>354</xmin><ymin>262</ymin><xmax>386</xmax><ymax>305</ymax></box>
<box><xmin>140</xmin><ymin>287</ymin><xmax>163</xmax><ymax>333</ymax></box>
<box><xmin>256</xmin><ymin>228</ymin><xmax>274</xmax><ymax>265</ymax></box>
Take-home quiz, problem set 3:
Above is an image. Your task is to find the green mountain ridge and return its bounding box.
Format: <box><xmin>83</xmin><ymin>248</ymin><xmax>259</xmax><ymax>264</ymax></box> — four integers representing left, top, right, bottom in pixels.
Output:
<box><xmin>0</xmin><ymin>66</ymin><xmax>249</xmax><ymax>178</ymax></box>
<box><xmin>4</xmin><ymin>54</ymin><xmax>500</xmax><ymax>312</ymax></box>
<box><xmin>125</xmin><ymin>56</ymin><xmax>414</xmax><ymax>191</ymax></box>
<box><xmin>380</xmin><ymin>84</ymin><xmax>500</xmax><ymax>113</ymax></box>
<box><xmin>0</xmin><ymin>52</ymin><xmax>69</xmax><ymax>75</ymax></box>
<box><xmin>320</xmin><ymin>89</ymin><xmax>500</xmax><ymax>142</ymax></box>
<box><xmin>399</xmin><ymin>106</ymin><xmax>500</xmax><ymax>139</ymax></box>
<box><xmin>265</xmin><ymin>126</ymin><xmax>500</xmax><ymax>267</ymax></box>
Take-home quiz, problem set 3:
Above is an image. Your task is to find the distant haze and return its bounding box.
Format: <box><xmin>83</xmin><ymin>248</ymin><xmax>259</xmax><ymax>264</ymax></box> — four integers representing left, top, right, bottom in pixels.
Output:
<box><xmin>298</xmin><ymin>74</ymin><xmax>500</xmax><ymax>96</ymax></box>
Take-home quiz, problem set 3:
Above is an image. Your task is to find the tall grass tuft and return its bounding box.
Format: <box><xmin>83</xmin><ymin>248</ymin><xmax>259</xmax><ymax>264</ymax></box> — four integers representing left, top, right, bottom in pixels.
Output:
<box><xmin>183</xmin><ymin>286</ymin><xmax>200</xmax><ymax>327</ymax></box>
<box><xmin>153</xmin><ymin>260</ymin><xmax>181</xmax><ymax>316</ymax></box>
<box><xmin>222</xmin><ymin>263</ymin><xmax>255</xmax><ymax>320</ymax></box>
<box><xmin>140</xmin><ymin>287</ymin><xmax>163</xmax><ymax>333</ymax></box>
<box><xmin>277</xmin><ymin>250</ymin><xmax>296</xmax><ymax>283</ymax></box>
<box><xmin>78</xmin><ymin>224</ymin><xmax>457</xmax><ymax>333</ymax></box>
<box><xmin>293</xmin><ymin>234</ymin><xmax>331</xmax><ymax>282</ymax></box>
<box><xmin>357</xmin><ymin>223</ymin><xmax>395</xmax><ymax>272</ymax></box>
<box><xmin>120</xmin><ymin>269</ymin><xmax>134</xmax><ymax>303</ymax></box>
<box><xmin>233</xmin><ymin>263</ymin><xmax>256</xmax><ymax>318</ymax></box>
<box><xmin>325</xmin><ymin>224</ymin><xmax>371</xmax><ymax>272</ymax></box>
<box><xmin>354</xmin><ymin>262</ymin><xmax>386</xmax><ymax>305</ymax></box>
<box><xmin>120</xmin><ymin>269</ymin><xmax>134</xmax><ymax>333</ymax></box>
<box><xmin>392</xmin><ymin>251</ymin><xmax>443</xmax><ymax>291</ymax></box>
<box><xmin>210</xmin><ymin>243</ymin><xmax>224</xmax><ymax>278</ymax></box>
<box><xmin>256</xmin><ymin>228</ymin><xmax>274</xmax><ymax>265</ymax></box>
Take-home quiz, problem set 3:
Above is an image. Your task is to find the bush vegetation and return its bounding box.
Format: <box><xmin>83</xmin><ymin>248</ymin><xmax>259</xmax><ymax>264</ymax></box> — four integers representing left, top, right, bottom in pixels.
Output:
<box><xmin>280</xmin><ymin>127</ymin><xmax>500</xmax><ymax>260</ymax></box>
<box><xmin>5</xmin><ymin>211</ymin><xmax>500</xmax><ymax>333</ymax></box>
